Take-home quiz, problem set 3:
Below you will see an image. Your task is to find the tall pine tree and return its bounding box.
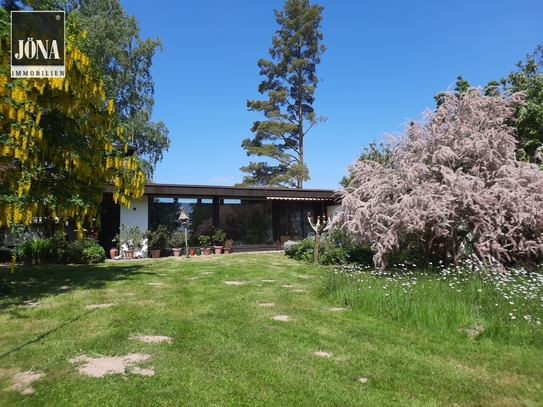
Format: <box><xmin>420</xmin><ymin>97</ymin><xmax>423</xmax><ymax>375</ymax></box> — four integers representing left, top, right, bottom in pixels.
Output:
<box><xmin>240</xmin><ymin>0</ymin><xmax>325</xmax><ymax>189</ymax></box>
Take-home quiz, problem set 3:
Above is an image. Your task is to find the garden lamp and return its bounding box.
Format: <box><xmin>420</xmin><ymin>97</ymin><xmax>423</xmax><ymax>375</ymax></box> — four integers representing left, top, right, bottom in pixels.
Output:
<box><xmin>178</xmin><ymin>206</ymin><xmax>190</xmax><ymax>258</ymax></box>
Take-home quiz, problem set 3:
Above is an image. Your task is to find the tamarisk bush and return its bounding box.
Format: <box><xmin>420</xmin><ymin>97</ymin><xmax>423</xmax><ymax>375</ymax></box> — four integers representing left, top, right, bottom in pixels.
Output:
<box><xmin>334</xmin><ymin>89</ymin><xmax>543</xmax><ymax>269</ymax></box>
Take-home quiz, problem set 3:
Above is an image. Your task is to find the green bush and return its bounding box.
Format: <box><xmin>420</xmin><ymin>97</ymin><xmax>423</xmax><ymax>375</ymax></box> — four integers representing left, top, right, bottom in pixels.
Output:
<box><xmin>0</xmin><ymin>279</ymin><xmax>14</xmax><ymax>295</ymax></box>
<box><xmin>328</xmin><ymin>230</ymin><xmax>374</xmax><ymax>266</ymax></box>
<box><xmin>12</xmin><ymin>236</ymin><xmax>64</xmax><ymax>264</ymax></box>
<box><xmin>285</xmin><ymin>230</ymin><xmax>374</xmax><ymax>266</ymax></box>
<box><xmin>82</xmin><ymin>243</ymin><xmax>106</xmax><ymax>264</ymax></box>
<box><xmin>285</xmin><ymin>239</ymin><xmax>314</xmax><ymax>263</ymax></box>
<box><xmin>14</xmin><ymin>236</ymin><xmax>106</xmax><ymax>265</ymax></box>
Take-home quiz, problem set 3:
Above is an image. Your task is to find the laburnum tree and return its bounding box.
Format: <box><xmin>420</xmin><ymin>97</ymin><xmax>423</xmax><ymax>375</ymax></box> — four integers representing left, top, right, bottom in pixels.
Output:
<box><xmin>240</xmin><ymin>0</ymin><xmax>326</xmax><ymax>188</ymax></box>
<box><xmin>3</xmin><ymin>0</ymin><xmax>170</xmax><ymax>179</ymax></box>
<box><xmin>333</xmin><ymin>89</ymin><xmax>543</xmax><ymax>269</ymax></box>
<box><xmin>0</xmin><ymin>11</ymin><xmax>145</xmax><ymax>236</ymax></box>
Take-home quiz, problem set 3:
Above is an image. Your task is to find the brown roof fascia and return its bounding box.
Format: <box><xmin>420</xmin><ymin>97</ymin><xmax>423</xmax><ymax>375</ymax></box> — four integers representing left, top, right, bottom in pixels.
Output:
<box><xmin>139</xmin><ymin>183</ymin><xmax>336</xmax><ymax>200</ymax></box>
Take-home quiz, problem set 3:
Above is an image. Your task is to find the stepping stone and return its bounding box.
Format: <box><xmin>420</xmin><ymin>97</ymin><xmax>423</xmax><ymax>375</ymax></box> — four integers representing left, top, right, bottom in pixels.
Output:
<box><xmin>224</xmin><ymin>281</ymin><xmax>244</xmax><ymax>285</ymax></box>
<box><xmin>272</xmin><ymin>315</ymin><xmax>290</xmax><ymax>322</ymax></box>
<box><xmin>313</xmin><ymin>351</ymin><xmax>332</xmax><ymax>358</ymax></box>
<box><xmin>85</xmin><ymin>303</ymin><xmax>114</xmax><ymax>309</ymax></box>
<box><xmin>130</xmin><ymin>335</ymin><xmax>172</xmax><ymax>344</ymax></box>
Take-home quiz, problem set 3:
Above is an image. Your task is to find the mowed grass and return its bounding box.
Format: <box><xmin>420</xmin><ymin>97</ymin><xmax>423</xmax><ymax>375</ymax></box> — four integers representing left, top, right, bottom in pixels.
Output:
<box><xmin>0</xmin><ymin>253</ymin><xmax>541</xmax><ymax>407</ymax></box>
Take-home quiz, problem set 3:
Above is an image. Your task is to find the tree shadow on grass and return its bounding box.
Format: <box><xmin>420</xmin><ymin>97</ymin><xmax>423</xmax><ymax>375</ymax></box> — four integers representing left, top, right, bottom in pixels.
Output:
<box><xmin>0</xmin><ymin>261</ymin><xmax>154</xmax><ymax>309</ymax></box>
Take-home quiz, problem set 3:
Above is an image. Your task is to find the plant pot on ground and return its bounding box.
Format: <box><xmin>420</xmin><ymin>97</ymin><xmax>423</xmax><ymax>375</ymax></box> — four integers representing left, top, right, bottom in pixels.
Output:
<box><xmin>146</xmin><ymin>225</ymin><xmax>169</xmax><ymax>258</ymax></box>
<box><xmin>119</xmin><ymin>224</ymin><xmax>144</xmax><ymax>259</ymax></box>
<box><xmin>169</xmin><ymin>230</ymin><xmax>185</xmax><ymax>257</ymax></box>
<box><xmin>212</xmin><ymin>228</ymin><xmax>226</xmax><ymax>255</ymax></box>
<box><xmin>198</xmin><ymin>235</ymin><xmax>211</xmax><ymax>255</ymax></box>
<box><xmin>110</xmin><ymin>234</ymin><xmax>120</xmax><ymax>259</ymax></box>
<box><xmin>223</xmin><ymin>238</ymin><xmax>233</xmax><ymax>254</ymax></box>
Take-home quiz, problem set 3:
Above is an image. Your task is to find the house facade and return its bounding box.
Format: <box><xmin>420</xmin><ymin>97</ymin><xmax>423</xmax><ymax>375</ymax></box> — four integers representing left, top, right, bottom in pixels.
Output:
<box><xmin>101</xmin><ymin>183</ymin><xmax>338</xmax><ymax>253</ymax></box>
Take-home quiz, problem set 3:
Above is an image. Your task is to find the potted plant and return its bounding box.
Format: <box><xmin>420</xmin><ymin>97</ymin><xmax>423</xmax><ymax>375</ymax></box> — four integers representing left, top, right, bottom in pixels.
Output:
<box><xmin>146</xmin><ymin>224</ymin><xmax>169</xmax><ymax>258</ymax></box>
<box><xmin>123</xmin><ymin>225</ymin><xmax>143</xmax><ymax>259</ymax></box>
<box><xmin>169</xmin><ymin>230</ymin><xmax>185</xmax><ymax>257</ymax></box>
<box><xmin>111</xmin><ymin>234</ymin><xmax>120</xmax><ymax>259</ymax></box>
<box><xmin>198</xmin><ymin>235</ymin><xmax>211</xmax><ymax>255</ymax></box>
<box><xmin>212</xmin><ymin>227</ymin><xmax>226</xmax><ymax>254</ymax></box>
<box><xmin>223</xmin><ymin>238</ymin><xmax>233</xmax><ymax>255</ymax></box>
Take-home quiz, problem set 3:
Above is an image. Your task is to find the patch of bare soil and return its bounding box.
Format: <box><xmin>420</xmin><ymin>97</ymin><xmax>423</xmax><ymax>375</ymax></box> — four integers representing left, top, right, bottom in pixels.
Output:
<box><xmin>259</xmin><ymin>302</ymin><xmax>275</xmax><ymax>307</ymax></box>
<box><xmin>85</xmin><ymin>303</ymin><xmax>114</xmax><ymax>309</ymax></box>
<box><xmin>358</xmin><ymin>376</ymin><xmax>369</xmax><ymax>383</ymax></box>
<box><xmin>130</xmin><ymin>335</ymin><xmax>172</xmax><ymax>344</ymax></box>
<box><xmin>69</xmin><ymin>354</ymin><xmax>153</xmax><ymax>377</ymax></box>
<box><xmin>272</xmin><ymin>315</ymin><xmax>290</xmax><ymax>322</ymax></box>
<box><xmin>6</xmin><ymin>370</ymin><xmax>44</xmax><ymax>395</ymax></box>
<box><xmin>224</xmin><ymin>281</ymin><xmax>244</xmax><ymax>285</ymax></box>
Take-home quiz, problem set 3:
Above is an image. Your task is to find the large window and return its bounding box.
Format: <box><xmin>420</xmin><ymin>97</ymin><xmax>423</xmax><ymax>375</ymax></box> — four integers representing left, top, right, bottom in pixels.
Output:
<box><xmin>149</xmin><ymin>197</ymin><xmax>212</xmax><ymax>246</ymax></box>
<box><xmin>148</xmin><ymin>197</ymin><xmax>272</xmax><ymax>246</ymax></box>
<box><xmin>279</xmin><ymin>202</ymin><xmax>321</xmax><ymax>244</ymax></box>
<box><xmin>218</xmin><ymin>200</ymin><xmax>272</xmax><ymax>245</ymax></box>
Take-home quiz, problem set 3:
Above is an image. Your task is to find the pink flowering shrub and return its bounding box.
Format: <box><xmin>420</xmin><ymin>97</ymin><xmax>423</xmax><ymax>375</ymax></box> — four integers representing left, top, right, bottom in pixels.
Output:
<box><xmin>334</xmin><ymin>89</ymin><xmax>543</xmax><ymax>269</ymax></box>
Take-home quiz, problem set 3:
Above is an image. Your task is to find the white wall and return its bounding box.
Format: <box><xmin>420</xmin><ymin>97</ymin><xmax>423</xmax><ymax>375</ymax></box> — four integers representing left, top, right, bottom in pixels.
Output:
<box><xmin>327</xmin><ymin>204</ymin><xmax>342</xmax><ymax>219</ymax></box>
<box><xmin>120</xmin><ymin>198</ymin><xmax>149</xmax><ymax>231</ymax></box>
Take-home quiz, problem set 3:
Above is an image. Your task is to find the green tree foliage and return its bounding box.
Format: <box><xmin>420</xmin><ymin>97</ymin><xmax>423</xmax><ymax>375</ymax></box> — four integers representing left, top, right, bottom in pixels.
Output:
<box><xmin>65</xmin><ymin>0</ymin><xmax>170</xmax><ymax>179</ymax></box>
<box><xmin>340</xmin><ymin>141</ymin><xmax>392</xmax><ymax>188</ymax></box>
<box><xmin>434</xmin><ymin>75</ymin><xmax>471</xmax><ymax>106</ymax></box>
<box><xmin>499</xmin><ymin>44</ymin><xmax>543</xmax><ymax>162</ymax></box>
<box><xmin>434</xmin><ymin>45</ymin><xmax>543</xmax><ymax>163</ymax></box>
<box><xmin>240</xmin><ymin>0</ymin><xmax>326</xmax><ymax>188</ymax></box>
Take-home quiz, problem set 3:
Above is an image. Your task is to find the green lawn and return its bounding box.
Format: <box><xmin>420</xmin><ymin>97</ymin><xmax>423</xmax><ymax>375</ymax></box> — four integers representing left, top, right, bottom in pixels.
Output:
<box><xmin>0</xmin><ymin>253</ymin><xmax>542</xmax><ymax>406</ymax></box>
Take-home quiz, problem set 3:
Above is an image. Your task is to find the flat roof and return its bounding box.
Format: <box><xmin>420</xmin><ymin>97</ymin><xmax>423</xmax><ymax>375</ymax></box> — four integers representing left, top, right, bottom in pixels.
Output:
<box><xmin>140</xmin><ymin>183</ymin><xmax>336</xmax><ymax>200</ymax></box>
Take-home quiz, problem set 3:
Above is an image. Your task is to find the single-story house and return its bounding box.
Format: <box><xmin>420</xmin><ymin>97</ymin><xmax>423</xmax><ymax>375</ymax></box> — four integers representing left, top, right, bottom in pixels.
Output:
<box><xmin>101</xmin><ymin>183</ymin><xmax>338</xmax><ymax>254</ymax></box>
<box><xmin>0</xmin><ymin>183</ymin><xmax>337</xmax><ymax>260</ymax></box>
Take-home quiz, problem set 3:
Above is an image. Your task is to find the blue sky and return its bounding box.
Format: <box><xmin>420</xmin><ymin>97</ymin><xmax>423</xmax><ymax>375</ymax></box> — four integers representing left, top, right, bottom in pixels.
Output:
<box><xmin>122</xmin><ymin>0</ymin><xmax>543</xmax><ymax>190</ymax></box>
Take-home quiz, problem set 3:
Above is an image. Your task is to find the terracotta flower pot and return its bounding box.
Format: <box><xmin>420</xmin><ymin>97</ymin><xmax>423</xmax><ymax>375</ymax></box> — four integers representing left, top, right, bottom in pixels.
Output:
<box><xmin>172</xmin><ymin>248</ymin><xmax>182</xmax><ymax>257</ymax></box>
<box><xmin>213</xmin><ymin>246</ymin><xmax>223</xmax><ymax>255</ymax></box>
<box><xmin>201</xmin><ymin>248</ymin><xmax>210</xmax><ymax>256</ymax></box>
<box><xmin>124</xmin><ymin>250</ymin><xmax>134</xmax><ymax>259</ymax></box>
<box><xmin>150</xmin><ymin>249</ymin><xmax>161</xmax><ymax>258</ymax></box>
<box><xmin>110</xmin><ymin>248</ymin><xmax>119</xmax><ymax>259</ymax></box>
